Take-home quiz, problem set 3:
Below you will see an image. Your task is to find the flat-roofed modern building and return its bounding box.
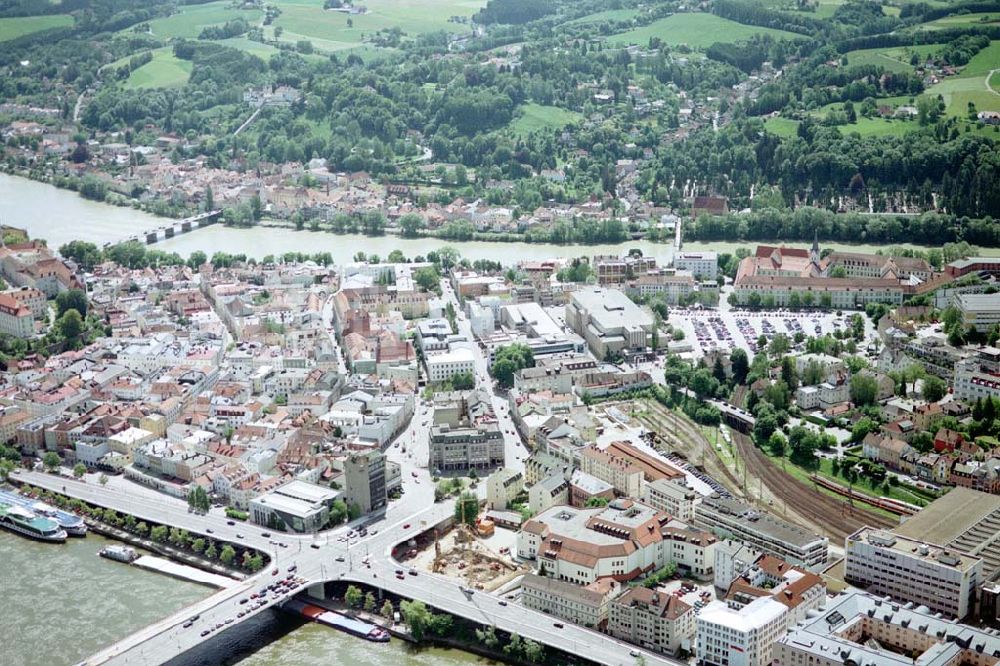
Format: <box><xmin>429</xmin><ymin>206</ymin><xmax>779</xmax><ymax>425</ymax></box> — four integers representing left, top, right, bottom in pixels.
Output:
<box><xmin>694</xmin><ymin>495</ymin><xmax>829</xmax><ymax>570</ymax></box>
<box><xmin>845</xmin><ymin>526</ymin><xmax>982</xmax><ymax>619</ymax></box>
<box><xmin>958</xmin><ymin>294</ymin><xmax>1000</xmax><ymax>332</ymax></box>
<box><xmin>673</xmin><ymin>252</ymin><xmax>718</xmax><ymax>280</ymax></box>
<box><xmin>696</xmin><ymin>596</ymin><xmax>787</xmax><ymax>666</ymax></box>
<box><xmin>344</xmin><ymin>449</ymin><xmax>387</xmax><ymax>515</ymax></box>
<box><xmin>249</xmin><ymin>479</ymin><xmax>341</xmax><ymax>533</ymax></box>
<box><xmin>565</xmin><ymin>288</ymin><xmax>654</xmax><ymax>359</ymax></box>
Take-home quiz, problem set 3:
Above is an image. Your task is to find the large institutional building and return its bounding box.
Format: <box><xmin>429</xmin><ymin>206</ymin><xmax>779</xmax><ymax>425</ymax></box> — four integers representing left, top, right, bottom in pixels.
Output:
<box><xmin>565</xmin><ymin>288</ymin><xmax>655</xmax><ymax>359</ymax></box>
<box><xmin>731</xmin><ymin>242</ymin><xmax>936</xmax><ymax>308</ymax></box>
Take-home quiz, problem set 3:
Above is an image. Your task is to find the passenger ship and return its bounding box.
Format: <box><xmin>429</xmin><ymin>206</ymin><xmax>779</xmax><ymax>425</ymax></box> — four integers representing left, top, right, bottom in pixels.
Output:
<box><xmin>0</xmin><ymin>503</ymin><xmax>67</xmax><ymax>542</ymax></box>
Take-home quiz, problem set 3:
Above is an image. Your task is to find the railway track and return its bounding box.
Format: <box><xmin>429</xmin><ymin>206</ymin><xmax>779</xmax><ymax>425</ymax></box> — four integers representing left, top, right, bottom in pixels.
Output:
<box><xmin>633</xmin><ymin>401</ymin><xmax>747</xmax><ymax>500</ymax></box>
<box><xmin>731</xmin><ymin>431</ymin><xmax>894</xmax><ymax>542</ymax></box>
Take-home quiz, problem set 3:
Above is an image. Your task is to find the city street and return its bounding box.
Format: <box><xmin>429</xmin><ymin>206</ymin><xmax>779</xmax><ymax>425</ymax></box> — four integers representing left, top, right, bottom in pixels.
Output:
<box><xmin>439</xmin><ymin>277</ymin><xmax>528</xmax><ymax>473</ymax></box>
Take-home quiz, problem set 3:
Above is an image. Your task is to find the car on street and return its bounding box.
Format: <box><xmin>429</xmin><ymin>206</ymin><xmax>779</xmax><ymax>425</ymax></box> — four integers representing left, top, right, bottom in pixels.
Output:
<box><xmin>553</xmin><ymin>622</ymin><xmax>564</xmax><ymax>629</ymax></box>
<box><xmin>403</xmin><ymin>523</ymin><xmax>410</xmax><ymax>529</ymax></box>
<box><xmin>226</xmin><ymin>520</ymin><xmax>235</xmax><ymax>526</ymax></box>
<box><xmin>201</xmin><ymin>630</ymin><xmax>210</xmax><ymax>637</ymax></box>
<box><xmin>335</xmin><ymin>556</ymin><xmax>345</xmax><ymax>562</ymax></box>
<box><xmin>236</xmin><ymin>533</ymin><xmax>244</xmax><ymax>539</ymax></box>
<box><xmin>261</xmin><ymin>532</ymin><xmax>271</xmax><ymax>537</ymax></box>
<box><xmin>310</xmin><ymin>543</ymin><xmax>320</xmax><ymax>549</ymax></box>
<box><xmin>206</xmin><ymin>528</ymin><xmax>214</xmax><ymax>534</ymax></box>
<box><xmin>498</xmin><ymin>600</ymin><xmax>507</xmax><ymax>606</ymax></box>
<box><xmin>408</xmin><ymin>569</ymin><xmax>417</xmax><ymax>576</ymax></box>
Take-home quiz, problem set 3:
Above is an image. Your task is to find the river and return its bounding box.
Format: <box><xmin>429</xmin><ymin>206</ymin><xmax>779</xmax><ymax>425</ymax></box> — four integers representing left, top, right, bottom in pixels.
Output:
<box><xmin>0</xmin><ymin>530</ymin><xmax>489</xmax><ymax>666</ymax></box>
<box><xmin>6</xmin><ymin>173</ymin><xmax>990</xmax><ymax>264</ymax></box>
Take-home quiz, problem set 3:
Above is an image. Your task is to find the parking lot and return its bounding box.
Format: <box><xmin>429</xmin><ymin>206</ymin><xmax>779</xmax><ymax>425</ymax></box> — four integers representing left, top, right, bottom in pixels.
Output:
<box><xmin>667</xmin><ymin>308</ymin><xmax>865</xmax><ymax>359</ymax></box>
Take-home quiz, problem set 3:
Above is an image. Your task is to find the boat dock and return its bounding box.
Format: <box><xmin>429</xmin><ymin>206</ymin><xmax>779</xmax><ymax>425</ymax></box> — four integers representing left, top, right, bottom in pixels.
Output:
<box><xmin>132</xmin><ymin>555</ymin><xmax>237</xmax><ymax>588</ymax></box>
<box><xmin>283</xmin><ymin>598</ymin><xmax>390</xmax><ymax>642</ymax></box>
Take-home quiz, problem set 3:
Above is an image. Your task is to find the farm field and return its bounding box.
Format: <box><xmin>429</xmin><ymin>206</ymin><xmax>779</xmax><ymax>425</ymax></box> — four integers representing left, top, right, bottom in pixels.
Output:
<box><xmin>921</xmin><ymin>11</ymin><xmax>1000</xmax><ymax>29</ymax></box>
<box><xmin>844</xmin><ymin>44</ymin><xmax>942</xmax><ymax>73</ymax></box>
<box><xmin>510</xmin><ymin>103</ymin><xmax>582</xmax><ymax>136</ymax></box>
<box><xmin>0</xmin><ymin>14</ymin><xmax>73</xmax><ymax>41</ymax></box>
<box><xmin>124</xmin><ymin>49</ymin><xmax>193</xmax><ymax>90</ymax></box>
<box><xmin>144</xmin><ymin>1</ymin><xmax>263</xmax><ymax>39</ymax></box>
<box><xmin>924</xmin><ymin>41</ymin><xmax>1000</xmax><ymax>115</ymax></box>
<box><xmin>608</xmin><ymin>12</ymin><xmax>803</xmax><ymax>49</ymax></box>
<box><xmin>270</xmin><ymin>0</ymin><xmax>483</xmax><ymax>52</ymax></box>
<box><xmin>563</xmin><ymin>9</ymin><xmax>638</xmax><ymax>26</ymax></box>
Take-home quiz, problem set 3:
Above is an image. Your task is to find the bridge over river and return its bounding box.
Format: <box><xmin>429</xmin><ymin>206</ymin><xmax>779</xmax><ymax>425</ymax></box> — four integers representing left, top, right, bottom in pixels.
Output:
<box><xmin>17</xmin><ymin>471</ymin><xmax>680</xmax><ymax>666</ymax></box>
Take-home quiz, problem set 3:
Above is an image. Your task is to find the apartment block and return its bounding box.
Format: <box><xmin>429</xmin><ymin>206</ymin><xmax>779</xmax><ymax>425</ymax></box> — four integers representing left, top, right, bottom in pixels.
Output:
<box><xmin>608</xmin><ymin>587</ymin><xmax>695</xmax><ymax>656</ymax></box>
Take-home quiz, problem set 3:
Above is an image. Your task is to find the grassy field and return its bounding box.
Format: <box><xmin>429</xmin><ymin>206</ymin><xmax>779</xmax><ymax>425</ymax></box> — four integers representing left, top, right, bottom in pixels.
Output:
<box><xmin>124</xmin><ymin>49</ymin><xmax>193</xmax><ymax>89</ymax></box>
<box><xmin>924</xmin><ymin>41</ymin><xmax>1000</xmax><ymax>115</ymax></box>
<box><xmin>270</xmin><ymin>0</ymin><xmax>484</xmax><ymax>52</ymax></box>
<box><xmin>608</xmin><ymin>12</ymin><xmax>802</xmax><ymax>49</ymax></box>
<box><xmin>563</xmin><ymin>8</ymin><xmax>638</xmax><ymax>26</ymax></box>
<box><xmin>922</xmin><ymin>11</ymin><xmax>1000</xmax><ymax>29</ymax></box>
<box><xmin>844</xmin><ymin>44</ymin><xmax>942</xmax><ymax>73</ymax></box>
<box><xmin>0</xmin><ymin>14</ymin><xmax>73</xmax><ymax>41</ymax></box>
<box><xmin>763</xmin><ymin>116</ymin><xmax>799</xmax><ymax>137</ymax></box>
<box><xmin>218</xmin><ymin>36</ymin><xmax>281</xmax><ymax>60</ymax></box>
<box><xmin>145</xmin><ymin>1</ymin><xmax>263</xmax><ymax>39</ymax></box>
<box><xmin>510</xmin><ymin>103</ymin><xmax>583</xmax><ymax>136</ymax></box>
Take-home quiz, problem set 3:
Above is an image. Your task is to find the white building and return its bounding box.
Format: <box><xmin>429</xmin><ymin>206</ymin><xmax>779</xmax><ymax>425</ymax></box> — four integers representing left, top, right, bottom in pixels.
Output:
<box><xmin>641</xmin><ymin>478</ymin><xmax>697</xmax><ymax>522</ymax></box>
<box><xmin>528</xmin><ymin>473</ymin><xmax>570</xmax><ymax>514</ymax></box>
<box><xmin>486</xmin><ymin>467</ymin><xmax>524</xmax><ymax>510</ymax></box>
<box><xmin>696</xmin><ymin>597</ymin><xmax>787</xmax><ymax>666</ymax></box>
<box><xmin>674</xmin><ymin>252</ymin><xmax>718</xmax><ymax>280</ymax></box>
<box><xmin>844</xmin><ymin>527</ymin><xmax>982</xmax><ymax>619</ymax></box>
<box><xmin>425</xmin><ymin>346</ymin><xmax>476</xmax><ymax>383</ymax></box>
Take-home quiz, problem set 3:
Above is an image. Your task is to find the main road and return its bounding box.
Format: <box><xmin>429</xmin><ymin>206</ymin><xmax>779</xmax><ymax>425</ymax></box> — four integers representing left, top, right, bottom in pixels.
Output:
<box><xmin>439</xmin><ymin>276</ymin><xmax>529</xmax><ymax>474</ymax></box>
<box><xmin>17</xmin><ymin>469</ymin><xmax>678</xmax><ymax>666</ymax></box>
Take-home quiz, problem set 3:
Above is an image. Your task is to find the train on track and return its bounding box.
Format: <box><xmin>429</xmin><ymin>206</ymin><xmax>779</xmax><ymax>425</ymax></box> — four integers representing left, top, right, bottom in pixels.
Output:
<box><xmin>808</xmin><ymin>474</ymin><xmax>922</xmax><ymax>516</ymax></box>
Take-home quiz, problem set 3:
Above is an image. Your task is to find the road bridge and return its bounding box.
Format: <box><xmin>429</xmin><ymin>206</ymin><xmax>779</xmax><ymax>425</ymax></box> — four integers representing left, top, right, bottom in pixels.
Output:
<box><xmin>104</xmin><ymin>210</ymin><xmax>222</xmax><ymax>248</ymax></box>
<box><xmin>16</xmin><ymin>471</ymin><xmax>679</xmax><ymax>666</ymax></box>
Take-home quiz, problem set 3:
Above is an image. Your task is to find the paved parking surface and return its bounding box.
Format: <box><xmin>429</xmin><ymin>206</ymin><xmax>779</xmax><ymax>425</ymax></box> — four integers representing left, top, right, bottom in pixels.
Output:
<box><xmin>667</xmin><ymin>308</ymin><xmax>864</xmax><ymax>359</ymax></box>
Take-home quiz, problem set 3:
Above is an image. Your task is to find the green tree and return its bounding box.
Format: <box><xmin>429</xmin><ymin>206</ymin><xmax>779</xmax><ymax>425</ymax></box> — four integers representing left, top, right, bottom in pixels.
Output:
<box><xmin>0</xmin><ymin>459</ymin><xmax>16</xmax><ymax>482</ymax></box>
<box><xmin>455</xmin><ymin>491</ymin><xmax>479</xmax><ymax>526</ymax></box>
<box><xmin>220</xmin><ymin>544</ymin><xmax>236</xmax><ymax>565</ymax></box>
<box><xmin>345</xmin><ymin>585</ymin><xmax>363</xmax><ymax>609</ymax></box>
<box><xmin>98</xmin><ymin>473</ymin><xmax>108</xmax><ymax>487</ymax></box>
<box><xmin>192</xmin><ymin>538</ymin><xmax>206</xmax><ymax>553</ymax></box>
<box><xmin>55</xmin><ymin>289</ymin><xmax>88</xmax><ymax>318</ymax></box>
<box><xmin>400</xmin><ymin>600</ymin><xmax>432</xmax><ymax>640</ymax></box>
<box><xmin>150</xmin><ymin>525</ymin><xmax>168</xmax><ymax>543</ymax></box>
<box><xmin>922</xmin><ymin>375</ymin><xmax>947</xmax><ymax>403</ymax></box>
<box><xmin>730</xmin><ymin>348</ymin><xmax>749</xmax><ymax>385</ymax></box>
<box><xmin>382</xmin><ymin>600</ymin><xmax>395</xmax><ymax>620</ymax></box>
<box><xmin>849</xmin><ymin>373</ymin><xmax>879</xmax><ymax>406</ymax></box>
<box><xmin>490</xmin><ymin>343</ymin><xmax>535</xmax><ymax>388</ymax></box>
<box><xmin>42</xmin><ymin>451</ymin><xmax>61</xmax><ymax>472</ymax></box>
<box><xmin>135</xmin><ymin>522</ymin><xmax>149</xmax><ymax>538</ymax></box>
<box><xmin>364</xmin><ymin>591</ymin><xmax>377</xmax><ymax>612</ymax></box>
<box><xmin>57</xmin><ymin>309</ymin><xmax>84</xmax><ymax>341</ymax></box>
<box><xmin>205</xmin><ymin>541</ymin><xmax>218</xmax><ymax>559</ymax></box>
<box><xmin>72</xmin><ymin>462</ymin><xmax>87</xmax><ymax>478</ymax></box>
<box><xmin>768</xmin><ymin>431</ymin><xmax>787</xmax><ymax>457</ymax></box>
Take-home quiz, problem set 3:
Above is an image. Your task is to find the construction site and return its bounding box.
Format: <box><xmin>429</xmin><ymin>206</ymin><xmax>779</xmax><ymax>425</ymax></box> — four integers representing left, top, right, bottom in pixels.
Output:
<box><xmin>410</xmin><ymin>521</ymin><xmax>529</xmax><ymax>592</ymax></box>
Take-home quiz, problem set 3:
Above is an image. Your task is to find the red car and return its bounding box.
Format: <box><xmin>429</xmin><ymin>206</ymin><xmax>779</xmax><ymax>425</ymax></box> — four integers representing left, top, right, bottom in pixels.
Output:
<box><xmin>403</xmin><ymin>523</ymin><xmax>411</xmax><ymax>529</ymax></box>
